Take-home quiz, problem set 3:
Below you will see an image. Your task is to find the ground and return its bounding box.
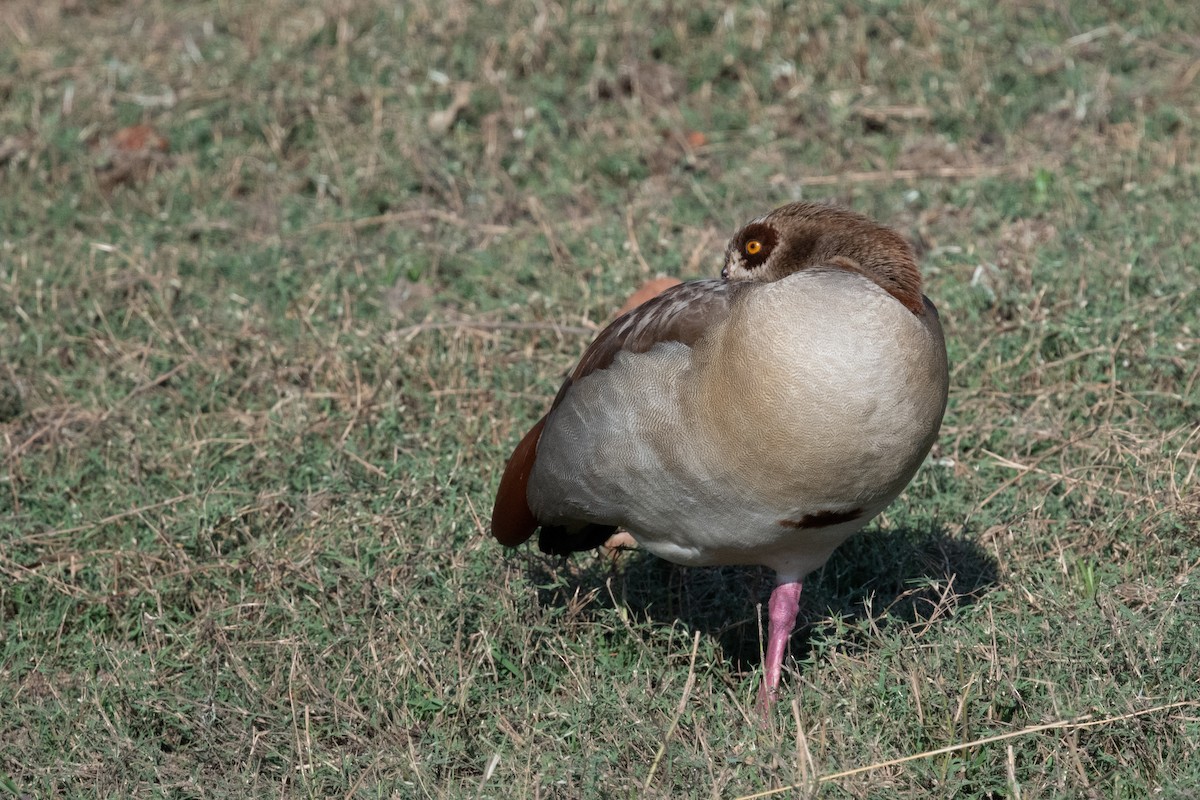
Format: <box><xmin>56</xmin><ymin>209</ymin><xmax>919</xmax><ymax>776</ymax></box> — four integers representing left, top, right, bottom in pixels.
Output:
<box><xmin>1</xmin><ymin>0</ymin><xmax>1198</xmax><ymax>797</ymax></box>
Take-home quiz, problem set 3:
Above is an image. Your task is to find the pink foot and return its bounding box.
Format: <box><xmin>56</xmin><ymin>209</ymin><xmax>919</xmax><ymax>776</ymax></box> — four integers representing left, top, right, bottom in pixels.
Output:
<box><xmin>756</xmin><ymin>580</ymin><xmax>803</xmax><ymax>715</ymax></box>
<box><xmin>602</xmin><ymin>530</ymin><xmax>638</xmax><ymax>551</ymax></box>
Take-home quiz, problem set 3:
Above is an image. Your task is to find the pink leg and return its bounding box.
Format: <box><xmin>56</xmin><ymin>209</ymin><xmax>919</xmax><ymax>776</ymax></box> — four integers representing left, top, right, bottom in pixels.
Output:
<box><xmin>756</xmin><ymin>580</ymin><xmax>803</xmax><ymax>714</ymax></box>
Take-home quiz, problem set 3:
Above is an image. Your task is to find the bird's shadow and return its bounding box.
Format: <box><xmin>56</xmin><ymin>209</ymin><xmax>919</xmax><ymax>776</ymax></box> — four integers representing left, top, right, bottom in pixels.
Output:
<box><xmin>526</xmin><ymin>522</ymin><xmax>998</xmax><ymax>673</ymax></box>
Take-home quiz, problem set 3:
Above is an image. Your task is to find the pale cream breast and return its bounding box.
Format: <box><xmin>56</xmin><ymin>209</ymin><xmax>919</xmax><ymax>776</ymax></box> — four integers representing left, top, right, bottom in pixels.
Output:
<box><xmin>688</xmin><ymin>268</ymin><xmax>947</xmax><ymax>514</ymax></box>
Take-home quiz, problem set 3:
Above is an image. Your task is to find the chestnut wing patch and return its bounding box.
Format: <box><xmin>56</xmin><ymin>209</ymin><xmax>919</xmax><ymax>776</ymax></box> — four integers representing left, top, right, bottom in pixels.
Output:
<box><xmin>491</xmin><ymin>415</ymin><xmax>547</xmax><ymax>546</ymax></box>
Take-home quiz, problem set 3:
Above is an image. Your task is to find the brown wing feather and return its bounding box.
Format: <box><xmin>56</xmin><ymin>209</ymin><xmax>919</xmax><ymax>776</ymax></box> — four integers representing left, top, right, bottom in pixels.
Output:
<box><xmin>491</xmin><ymin>415</ymin><xmax>546</xmax><ymax>546</ymax></box>
<box><xmin>491</xmin><ymin>279</ymin><xmax>736</xmax><ymax>547</ymax></box>
<box><xmin>565</xmin><ymin>279</ymin><xmax>733</xmax><ymax>388</ymax></box>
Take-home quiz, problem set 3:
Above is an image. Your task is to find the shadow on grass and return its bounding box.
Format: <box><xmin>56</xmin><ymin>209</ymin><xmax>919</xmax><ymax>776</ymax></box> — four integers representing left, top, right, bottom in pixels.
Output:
<box><xmin>526</xmin><ymin>523</ymin><xmax>999</xmax><ymax>673</ymax></box>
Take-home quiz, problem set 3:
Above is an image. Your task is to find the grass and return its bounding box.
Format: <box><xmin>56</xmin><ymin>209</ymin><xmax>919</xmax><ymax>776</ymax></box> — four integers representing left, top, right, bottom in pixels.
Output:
<box><xmin>1</xmin><ymin>0</ymin><xmax>1198</xmax><ymax>796</ymax></box>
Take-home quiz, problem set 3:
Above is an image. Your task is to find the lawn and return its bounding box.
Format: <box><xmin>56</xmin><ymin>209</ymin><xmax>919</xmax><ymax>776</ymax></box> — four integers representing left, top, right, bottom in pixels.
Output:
<box><xmin>1</xmin><ymin>0</ymin><xmax>1198</xmax><ymax>797</ymax></box>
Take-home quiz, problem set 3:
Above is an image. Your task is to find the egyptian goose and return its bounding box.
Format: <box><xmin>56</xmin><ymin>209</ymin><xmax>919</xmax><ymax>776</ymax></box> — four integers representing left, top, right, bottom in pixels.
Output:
<box><xmin>492</xmin><ymin>201</ymin><xmax>949</xmax><ymax>711</ymax></box>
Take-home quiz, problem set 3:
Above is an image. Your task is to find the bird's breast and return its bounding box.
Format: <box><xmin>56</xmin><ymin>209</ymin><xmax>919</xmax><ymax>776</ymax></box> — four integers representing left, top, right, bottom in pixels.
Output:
<box><xmin>686</xmin><ymin>269</ymin><xmax>948</xmax><ymax>513</ymax></box>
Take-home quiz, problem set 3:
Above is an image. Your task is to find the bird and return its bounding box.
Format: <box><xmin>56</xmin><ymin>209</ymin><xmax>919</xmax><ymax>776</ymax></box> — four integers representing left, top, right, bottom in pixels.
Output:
<box><xmin>491</xmin><ymin>201</ymin><xmax>949</xmax><ymax>712</ymax></box>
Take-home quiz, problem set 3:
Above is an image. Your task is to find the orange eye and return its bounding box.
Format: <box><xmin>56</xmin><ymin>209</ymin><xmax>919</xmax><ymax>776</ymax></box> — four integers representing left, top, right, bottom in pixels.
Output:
<box><xmin>745</xmin><ymin>240</ymin><xmax>763</xmax><ymax>256</ymax></box>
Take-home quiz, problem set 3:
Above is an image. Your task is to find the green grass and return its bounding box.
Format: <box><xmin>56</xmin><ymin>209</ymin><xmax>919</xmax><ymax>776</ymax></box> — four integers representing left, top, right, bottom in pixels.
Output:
<box><xmin>2</xmin><ymin>0</ymin><xmax>1198</xmax><ymax>796</ymax></box>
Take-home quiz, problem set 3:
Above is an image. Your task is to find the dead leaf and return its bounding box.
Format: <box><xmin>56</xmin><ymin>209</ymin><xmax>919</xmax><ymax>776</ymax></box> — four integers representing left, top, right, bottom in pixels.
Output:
<box><xmin>428</xmin><ymin>83</ymin><xmax>472</xmax><ymax>134</ymax></box>
<box><xmin>112</xmin><ymin>124</ymin><xmax>169</xmax><ymax>153</ymax></box>
<box><xmin>95</xmin><ymin>124</ymin><xmax>173</xmax><ymax>190</ymax></box>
